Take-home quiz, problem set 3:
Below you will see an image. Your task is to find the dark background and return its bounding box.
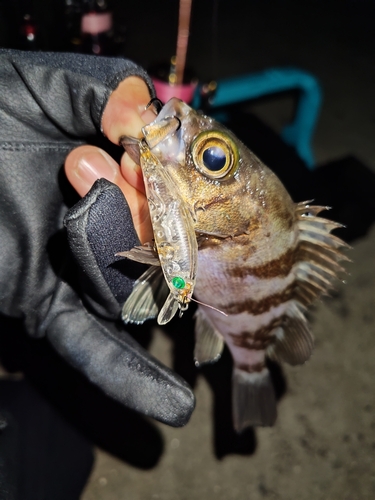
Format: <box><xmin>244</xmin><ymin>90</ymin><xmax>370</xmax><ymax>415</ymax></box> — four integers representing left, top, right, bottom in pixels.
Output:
<box><xmin>1</xmin><ymin>0</ymin><xmax>375</xmax><ymax>81</ymax></box>
<box><xmin>1</xmin><ymin>1</ymin><xmax>375</xmax><ymax>499</ymax></box>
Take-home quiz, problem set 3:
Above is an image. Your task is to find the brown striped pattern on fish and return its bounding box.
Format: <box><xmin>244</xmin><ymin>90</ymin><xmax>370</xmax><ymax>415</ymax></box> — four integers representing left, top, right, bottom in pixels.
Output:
<box><xmin>228</xmin><ymin>317</ymin><xmax>283</xmax><ymax>350</ymax></box>
<box><xmin>227</xmin><ymin>246</ymin><xmax>297</xmax><ymax>279</ymax></box>
<box><xmin>193</xmin><ymin>201</ymin><xmax>347</xmax><ymax>429</ymax></box>
<box><xmin>217</xmin><ymin>284</ymin><xmax>295</xmax><ymax>315</ymax></box>
<box><xmin>125</xmin><ymin>98</ymin><xmax>349</xmax><ymax>431</ymax></box>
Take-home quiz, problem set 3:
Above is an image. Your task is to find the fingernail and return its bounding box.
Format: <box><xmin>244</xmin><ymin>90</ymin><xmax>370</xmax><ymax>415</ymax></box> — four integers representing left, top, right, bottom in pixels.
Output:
<box><xmin>75</xmin><ymin>151</ymin><xmax>118</xmax><ymax>191</ymax></box>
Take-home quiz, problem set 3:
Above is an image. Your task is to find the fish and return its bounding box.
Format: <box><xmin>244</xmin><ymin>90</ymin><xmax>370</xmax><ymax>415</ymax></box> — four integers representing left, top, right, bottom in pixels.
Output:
<box><xmin>119</xmin><ymin>97</ymin><xmax>349</xmax><ymax>432</ymax></box>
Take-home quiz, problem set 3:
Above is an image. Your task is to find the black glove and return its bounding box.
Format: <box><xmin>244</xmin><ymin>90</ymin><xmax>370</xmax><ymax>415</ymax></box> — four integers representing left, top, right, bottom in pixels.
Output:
<box><xmin>61</xmin><ymin>178</ymin><xmax>194</xmax><ymax>425</ymax></box>
<box><xmin>0</xmin><ymin>49</ymin><xmax>195</xmax><ymax>427</ymax></box>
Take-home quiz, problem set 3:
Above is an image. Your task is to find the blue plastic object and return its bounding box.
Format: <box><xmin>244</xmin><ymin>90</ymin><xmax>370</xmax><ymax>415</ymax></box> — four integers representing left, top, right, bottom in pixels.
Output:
<box><xmin>193</xmin><ymin>68</ymin><xmax>322</xmax><ymax>169</ymax></box>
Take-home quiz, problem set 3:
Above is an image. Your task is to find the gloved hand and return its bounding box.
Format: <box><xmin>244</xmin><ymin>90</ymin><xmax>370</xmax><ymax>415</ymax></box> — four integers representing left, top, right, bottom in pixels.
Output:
<box><xmin>0</xmin><ymin>49</ymin><xmax>195</xmax><ymax>427</ymax></box>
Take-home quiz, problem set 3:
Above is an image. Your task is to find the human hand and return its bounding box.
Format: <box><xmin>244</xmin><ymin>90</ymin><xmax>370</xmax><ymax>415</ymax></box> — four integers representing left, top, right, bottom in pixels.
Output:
<box><xmin>0</xmin><ymin>51</ymin><xmax>194</xmax><ymax>427</ymax></box>
<box><xmin>65</xmin><ymin>76</ymin><xmax>155</xmax><ymax>243</ymax></box>
<box><xmin>62</xmin><ymin>75</ymin><xmax>195</xmax><ymax>426</ymax></box>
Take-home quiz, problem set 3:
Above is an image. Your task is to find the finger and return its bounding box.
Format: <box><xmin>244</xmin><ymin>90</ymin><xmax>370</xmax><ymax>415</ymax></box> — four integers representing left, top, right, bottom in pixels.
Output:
<box><xmin>65</xmin><ymin>145</ymin><xmax>120</xmax><ymax>197</ymax></box>
<box><xmin>121</xmin><ymin>152</ymin><xmax>146</xmax><ymax>194</ymax></box>
<box><xmin>102</xmin><ymin>76</ymin><xmax>156</xmax><ymax>144</ymax></box>
<box><xmin>118</xmin><ymin>151</ymin><xmax>153</xmax><ymax>244</ymax></box>
<box><xmin>65</xmin><ymin>145</ymin><xmax>153</xmax><ymax>243</ymax></box>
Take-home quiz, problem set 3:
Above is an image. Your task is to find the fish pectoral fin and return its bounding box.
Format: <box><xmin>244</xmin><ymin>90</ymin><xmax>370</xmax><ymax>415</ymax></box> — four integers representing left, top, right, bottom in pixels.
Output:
<box><xmin>232</xmin><ymin>367</ymin><xmax>277</xmax><ymax>432</ymax></box>
<box><xmin>267</xmin><ymin>302</ymin><xmax>314</xmax><ymax>366</ymax></box>
<box><xmin>122</xmin><ymin>266</ymin><xmax>168</xmax><ymax>324</ymax></box>
<box><xmin>194</xmin><ymin>308</ymin><xmax>224</xmax><ymax>366</ymax></box>
<box><xmin>157</xmin><ymin>292</ymin><xmax>179</xmax><ymax>325</ymax></box>
<box><xmin>116</xmin><ymin>244</ymin><xmax>160</xmax><ymax>266</ymax></box>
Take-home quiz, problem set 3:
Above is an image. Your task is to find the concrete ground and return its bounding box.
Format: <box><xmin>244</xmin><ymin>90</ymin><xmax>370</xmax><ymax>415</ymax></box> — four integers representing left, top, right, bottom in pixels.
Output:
<box><xmin>81</xmin><ymin>1</ymin><xmax>375</xmax><ymax>499</ymax></box>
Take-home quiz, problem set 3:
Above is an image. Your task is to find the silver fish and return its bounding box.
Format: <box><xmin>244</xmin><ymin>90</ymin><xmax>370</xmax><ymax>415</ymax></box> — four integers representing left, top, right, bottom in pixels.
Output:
<box><xmin>120</xmin><ymin>98</ymin><xmax>349</xmax><ymax>432</ymax></box>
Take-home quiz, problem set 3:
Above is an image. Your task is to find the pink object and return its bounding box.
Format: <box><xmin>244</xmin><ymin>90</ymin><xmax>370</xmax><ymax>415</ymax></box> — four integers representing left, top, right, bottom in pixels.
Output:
<box><xmin>175</xmin><ymin>0</ymin><xmax>192</xmax><ymax>85</ymax></box>
<box><xmin>152</xmin><ymin>78</ymin><xmax>197</xmax><ymax>104</ymax></box>
<box><xmin>81</xmin><ymin>12</ymin><xmax>112</xmax><ymax>35</ymax></box>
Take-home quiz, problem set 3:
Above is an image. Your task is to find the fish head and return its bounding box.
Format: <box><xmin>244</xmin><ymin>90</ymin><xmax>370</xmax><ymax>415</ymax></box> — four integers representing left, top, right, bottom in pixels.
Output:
<box><xmin>142</xmin><ymin>98</ymin><xmax>295</xmax><ymax>239</ymax></box>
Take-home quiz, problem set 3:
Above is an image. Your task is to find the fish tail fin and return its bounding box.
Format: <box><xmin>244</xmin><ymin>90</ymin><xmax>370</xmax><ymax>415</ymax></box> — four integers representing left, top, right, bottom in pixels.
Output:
<box><xmin>232</xmin><ymin>366</ymin><xmax>277</xmax><ymax>432</ymax></box>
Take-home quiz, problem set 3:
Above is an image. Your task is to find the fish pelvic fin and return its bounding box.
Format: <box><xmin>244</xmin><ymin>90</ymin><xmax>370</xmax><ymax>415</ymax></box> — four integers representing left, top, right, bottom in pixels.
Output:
<box><xmin>122</xmin><ymin>266</ymin><xmax>168</xmax><ymax>324</ymax></box>
<box><xmin>194</xmin><ymin>307</ymin><xmax>224</xmax><ymax>366</ymax></box>
<box><xmin>232</xmin><ymin>366</ymin><xmax>277</xmax><ymax>431</ymax></box>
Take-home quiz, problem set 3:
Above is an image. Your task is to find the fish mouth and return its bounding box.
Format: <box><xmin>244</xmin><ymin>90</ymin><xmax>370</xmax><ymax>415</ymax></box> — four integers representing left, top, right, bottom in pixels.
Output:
<box><xmin>120</xmin><ymin>98</ymin><xmax>192</xmax><ymax>164</ymax></box>
<box><xmin>154</xmin><ymin>97</ymin><xmax>191</xmax><ymax>122</ymax></box>
<box><xmin>120</xmin><ymin>114</ymin><xmax>183</xmax><ymax>165</ymax></box>
<box><xmin>119</xmin><ymin>135</ymin><xmax>141</xmax><ymax>165</ymax></box>
<box><xmin>142</xmin><ymin>115</ymin><xmax>182</xmax><ymax>149</ymax></box>
<box><xmin>142</xmin><ymin>97</ymin><xmax>192</xmax><ymax>149</ymax></box>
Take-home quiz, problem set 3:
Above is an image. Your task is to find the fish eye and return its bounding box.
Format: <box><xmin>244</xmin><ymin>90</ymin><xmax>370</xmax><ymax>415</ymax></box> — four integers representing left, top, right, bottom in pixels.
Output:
<box><xmin>202</xmin><ymin>146</ymin><xmax>226</xmax><ymax>171</ymax></box>
<box><xmin>191</xmin><ymin>130</ymin><xmax>239</xmax><ymax>179</ymax></box>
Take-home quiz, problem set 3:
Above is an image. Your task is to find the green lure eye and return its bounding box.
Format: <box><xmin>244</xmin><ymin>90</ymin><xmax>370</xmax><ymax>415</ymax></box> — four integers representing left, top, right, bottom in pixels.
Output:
<box><xmin>172</xmin><ymin>276</ymin><xmax>186</xmax><ymax>289</ymax></box>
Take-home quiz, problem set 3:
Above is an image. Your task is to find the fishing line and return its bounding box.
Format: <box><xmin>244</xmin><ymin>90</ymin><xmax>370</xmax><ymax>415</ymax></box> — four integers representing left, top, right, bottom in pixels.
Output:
<box><xmin>190</xmin><ymin>297</ymin><xmax>228</xmax><ymax>316</ymax></box>
<box><xmin>212</xmin><ymin>0</ymin><xmax>219</xmax><ymax>78</ymax></box>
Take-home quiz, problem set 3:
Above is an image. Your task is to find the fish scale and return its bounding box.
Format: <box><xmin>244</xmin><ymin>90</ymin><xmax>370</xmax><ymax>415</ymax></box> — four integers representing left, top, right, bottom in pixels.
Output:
<box><xmin>120</xmin><ymin>98</ymin><xmax>348</xmax><ymax>432</ymax></box>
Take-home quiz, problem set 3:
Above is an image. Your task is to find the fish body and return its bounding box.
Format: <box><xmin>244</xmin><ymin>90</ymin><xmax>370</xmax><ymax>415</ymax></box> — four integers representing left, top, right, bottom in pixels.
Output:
<box><xmin>122</xmin><ymin>98</ymin><xmax>348</xmax><ymax>431</ymax></box>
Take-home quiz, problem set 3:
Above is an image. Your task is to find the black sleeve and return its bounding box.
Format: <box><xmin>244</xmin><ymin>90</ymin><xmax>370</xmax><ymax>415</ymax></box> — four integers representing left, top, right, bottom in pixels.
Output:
<box><xmin>0</xmin><ymin>49</ymin><xmax>155</xmax><ymax>141</ymax></box>
<box><xmin>0</xmin><ymin>49</ymin><xmax>154</xmax><ymax>329</ymax></box>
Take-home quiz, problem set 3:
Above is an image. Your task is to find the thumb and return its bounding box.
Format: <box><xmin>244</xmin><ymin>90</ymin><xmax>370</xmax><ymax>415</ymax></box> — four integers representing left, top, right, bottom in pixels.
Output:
<box><xmin>101</xmin><ymin>76</ymin><xmax>156</xmax><ymax>144</ymax></box>
<box><xmin>65</xmin><ymin>146</ymin><xmax>153</xmax><ymax>244</ymax></box>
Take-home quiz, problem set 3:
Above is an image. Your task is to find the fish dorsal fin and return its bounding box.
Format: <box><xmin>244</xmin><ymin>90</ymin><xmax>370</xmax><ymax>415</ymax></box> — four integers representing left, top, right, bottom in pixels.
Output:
<box><xmin>194</xmin><ymin>308</ymin><xmax>224</xmax><ymax>366</ymax></box>
<box><xmin>116</xmin><ymin>244</ymin><xmax>160</xmax><ymax>266</ymax></box>
<box><xmin>294</xmin><ymin>202</ymin><xmax>349</xmax><ymax>307</ymax></box>
<box><xmin>267</xmin><ymin>302</ymin><xmax>314</xmax><ymax>366</ymax></box>
<box><xmin>157</xmin><ymin>292</ymin><xmax>179</xmax><ymax>325</ymax></box>
<box><xmin>122</xmin><ymin>266</ymin><xmax>168</xmax><ymax>324</ymax></box>
<box><xmin>267</xmin><ymin>200</ymin><xmax>349</xmax><ymax>366</ymax></box>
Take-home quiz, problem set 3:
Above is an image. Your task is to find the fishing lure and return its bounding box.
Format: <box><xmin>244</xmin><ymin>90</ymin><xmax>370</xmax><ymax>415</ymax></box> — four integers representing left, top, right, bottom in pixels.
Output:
<box><xmin>119</xmin><ymin>136</ymin><xmax>198</xmax><ymax>325</ymax></box>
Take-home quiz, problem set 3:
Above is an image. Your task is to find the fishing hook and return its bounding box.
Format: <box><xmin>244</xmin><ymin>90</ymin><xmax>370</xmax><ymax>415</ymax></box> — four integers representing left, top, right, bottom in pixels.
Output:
<box><xmin>164</xmin><ymin>115</ymin><xmax>182</xmax><ymax>132</ymax></box>
<box><xmin>146</xmin><ymin>97</ymin><xmax>164</xmax><ymax>114</ymax></box>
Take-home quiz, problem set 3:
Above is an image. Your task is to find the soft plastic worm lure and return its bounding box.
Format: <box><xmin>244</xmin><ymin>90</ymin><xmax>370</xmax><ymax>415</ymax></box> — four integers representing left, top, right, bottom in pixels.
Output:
<box><xmin>138</xmin><ymin>139</ymin><xmax>198</xmax><ymax>324</ymax></box>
